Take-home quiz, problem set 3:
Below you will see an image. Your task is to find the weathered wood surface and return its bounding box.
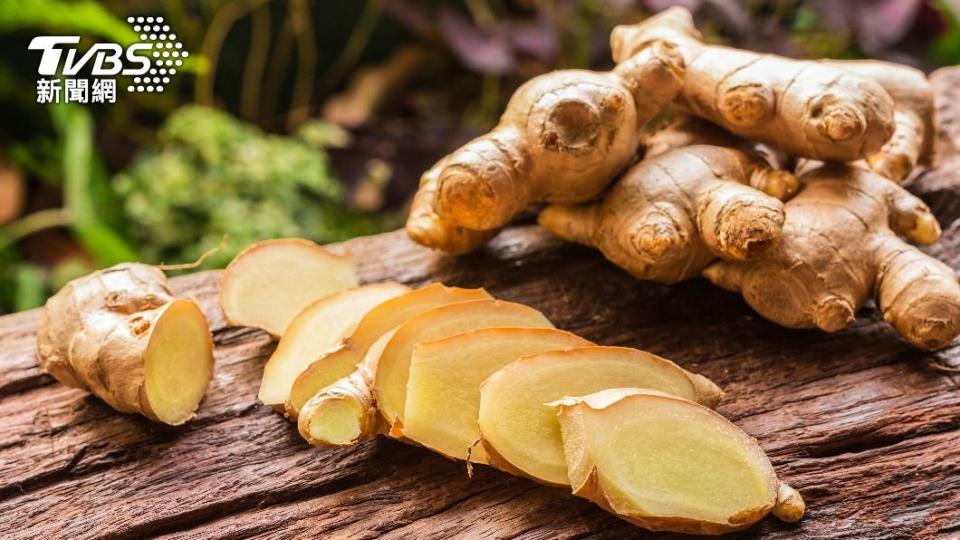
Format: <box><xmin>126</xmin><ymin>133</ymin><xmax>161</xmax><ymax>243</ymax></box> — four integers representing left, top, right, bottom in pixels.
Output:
<box><xmin>4</xmin><ymin>71</ymin><xmax>960</xmax><ymax>540</ymax></box>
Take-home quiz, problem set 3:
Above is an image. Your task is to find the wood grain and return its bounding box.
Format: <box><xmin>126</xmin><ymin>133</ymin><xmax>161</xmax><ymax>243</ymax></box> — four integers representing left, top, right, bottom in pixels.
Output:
<box><xmin>3</xmin><ymin>70</ymin><xmax>960</xmax><ymax>540</ymax></box>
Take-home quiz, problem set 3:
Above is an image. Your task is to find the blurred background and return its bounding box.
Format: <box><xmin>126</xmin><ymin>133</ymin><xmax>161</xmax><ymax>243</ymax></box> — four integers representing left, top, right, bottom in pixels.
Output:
<box><xmin>1</xmin><ymin>0</ymin><xmax>959</xmax><ymax>314</ymax></box>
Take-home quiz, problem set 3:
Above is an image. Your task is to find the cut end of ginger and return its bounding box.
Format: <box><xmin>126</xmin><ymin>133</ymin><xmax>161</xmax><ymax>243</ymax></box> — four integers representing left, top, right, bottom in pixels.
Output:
<box><xmin>555</xmin><ymin>388</ymin><xmax>799</xmax><ymax>534</ymax></box>
<box><xmin>373</xmin><ymin>299</ymin><xmax>555</xmax><ymax>434</ymax></box>
<box><xmin>402</xmin><ymin>327</ymin><xmax>593</xmax><ymax>462</ymax></box>
<box><xmin>285</xmin><ymin>283</ymin><xmax>491</xmax><ymax>418</ymax></box>
<box><xmin>143</xmin><ymin>299</ymin><xmax>215</xmax><ymax>425</ymax></box>
<box><xmin>299</xmin><ymin>392</ymin><xmax>372</xmax><ymax>447</ymax></box>
<box><xmin>258</xmin><ymin>282</ymin><xmax>409</xmax><ymax>406</ymax></box>
<box><xmin>477</xmin><ymin>346</ymin><xmax>722</xmax><ymax>486</ymax></box>
<box><xmin>219</xmin><ymin>238</ymin><xmax>358</xmax><ymax>336</ymax></box>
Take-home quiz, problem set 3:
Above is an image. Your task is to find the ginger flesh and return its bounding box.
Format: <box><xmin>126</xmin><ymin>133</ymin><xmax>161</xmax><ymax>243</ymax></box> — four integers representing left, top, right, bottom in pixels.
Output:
<box><xmin>539</xmin><ymin>144</ymin><xmax>797</xmax><ymax>283</ymax></box>
<box><xmin>37</xmin><ymin>263</ymin><xmax>214</xmax><ymax>425</ymax></box>
<box><xmin>402</xmin><ymin>327</ymin><xmax>593</xmax><ymax>462</ymax></box>
<box><xmin>611</xmin><ymin>7</ymin><xmax>895</xmax><ymax>162</ymax></box>
<box><xmin>477</xmin><ymin>346</ymin><xmax>722</xmax><ymax>486</ymax></box>
<box><xmin>219</xmin><ymin>238</ymin><xmax>358</xmax><ymax>336</ymax></box>
<box><xmin>143</xmin><ymin>299</ymin><xmax>216</xmax><ymax>424</ymax></box>
<box><xmin>298</xmin><ymin>330</ymin><xmax>396</xmax><ymax>446</ymax></box>
<box><xmin>555</xmin><ymin>389</ymin><xmax>802</xmax><ymax>534</ymax></box>
<box><xmin>374</xmin><ymin>300</ymin><xmax>555</xmax><ymax>433</ymax></box>
<box><xmin>286</xmin><ymin>283</ymin><xmax>491</xmax><ymax>417</ymax></box>
<box><xmin>257</xmin><ymin>282</ymin><xmax>409</xmax><ymax>407</ymax></box>
<box><xmin>704</xmin><ymin>163</ymin><xmax>960</xmax><ymax>350</ymax></box>
<box><xmin>406</xmin><ymin>39</ymin><xmax>686</xmax><ymax>253</ymax></box>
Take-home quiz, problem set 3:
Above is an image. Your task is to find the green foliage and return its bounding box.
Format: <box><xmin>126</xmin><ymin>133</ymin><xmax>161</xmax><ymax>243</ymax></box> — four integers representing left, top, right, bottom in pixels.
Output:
<box><xmin>0</xmin><ymin>0</ymin><xmax>137</xmax><ymax>44</ymax></box>
<box><xmin>114</xmin><ymin>105</ymin><xmax>388</xmax><ymax>268</ymax></box>
<box><xmin>51</xmin><ymin>102</ymin><xmax>138</xmax><ymax>266</ymax></box>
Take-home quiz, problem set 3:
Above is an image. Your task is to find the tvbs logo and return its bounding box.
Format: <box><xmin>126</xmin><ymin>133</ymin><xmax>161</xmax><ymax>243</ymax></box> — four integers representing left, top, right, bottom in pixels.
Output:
<box><xmin>29</xmin><ymin>16</ymin><xmax>188</xmax><ymax>104</ymax></box>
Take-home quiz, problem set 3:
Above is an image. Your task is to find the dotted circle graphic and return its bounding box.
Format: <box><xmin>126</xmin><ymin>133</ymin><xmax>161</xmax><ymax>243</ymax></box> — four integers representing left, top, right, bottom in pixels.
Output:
<box><xmin>125</xmin><ymin>16</ymin><xmax>186</xmax><ymax>94</ymax></box>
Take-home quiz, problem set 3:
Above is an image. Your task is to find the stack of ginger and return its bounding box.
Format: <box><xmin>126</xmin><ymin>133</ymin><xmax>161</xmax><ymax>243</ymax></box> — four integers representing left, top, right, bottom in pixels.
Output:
<box><xmin>406</xmin><ymin>6</ymin><xmax>960</xmax><ymax>352</ymax></box>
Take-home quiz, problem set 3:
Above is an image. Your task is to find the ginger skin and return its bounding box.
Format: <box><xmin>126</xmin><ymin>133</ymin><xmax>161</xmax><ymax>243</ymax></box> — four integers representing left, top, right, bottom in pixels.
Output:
<box><xmin>612</xmin><ymin>7</ymin><xmax>895</xmax><ymax>162</ymax></box>
<box><xmin>406</xmin><ymin>40</ymin><xmax>685</xmax><ymax>252</ymax></box>
<box><xmin>539</xmin><ymin>145</ymin><xmax>798</xmax><ymax>283</ymax></box>
<box><xmin>824</xmin><ymin>60</ymin><xmax>934</xmax><ymax>181</ymax></box>
<box><xmin>705</xmin><ymin>163</ymin><xmax>960</xmax><ymax>350</ymax></box>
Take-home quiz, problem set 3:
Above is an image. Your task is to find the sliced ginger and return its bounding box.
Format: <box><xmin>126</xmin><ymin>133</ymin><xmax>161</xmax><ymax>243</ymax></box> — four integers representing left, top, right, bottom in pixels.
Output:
<box><xmin>402</xmin><ymin>327</ymin><xmax>592</xmax><ymax>462</ymax></box>
<box><xmin>286</xmin><ymin>283</ymin><xmax>491</xmax><ymax>417</ymax></box>
<box><xmin>373</xmin><ymin>299</ymin><xmax>555</xmax><ymax>434</ymax></box>
<box><xmin>37</xmin><ymin>263</ymin><xmax>214</xmax><ymax>425</ymax></box>
<box><xmin>258</xmin><ymin>282</ymin><xmax>410</xmax><ymax>407</ymax></box>
<box><xmin>298</xmin><ymin>329</ymin><xmax>397</xmax><ymax>447</ymax></box>
<box><xmin>220</xmin><ymin>238</ymin><xmax>357</xmax><ymax>336</ymax></box>
<box><xmin>477</xmin><ymin>346</ymin><xmax>722</xmax><ymax>486</ymax></box>
<box><xmin>554</xmin><ymin>389</ymin><xmax>804</xmax><ymax>534</ymax></box>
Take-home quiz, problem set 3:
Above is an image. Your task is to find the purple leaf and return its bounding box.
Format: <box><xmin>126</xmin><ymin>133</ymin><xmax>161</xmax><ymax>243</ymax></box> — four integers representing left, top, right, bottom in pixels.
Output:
<box><xmin>642</xmin><ymin>0</ymin><xmax>703</xmax><ymax>13</ymax></box>
<box><xmin>437</xmin><ymin>8</ymin><xmax>515</xmax><ymax>75</ymax></box>
<box><xmin>506</xmin><ymin>19</ymin><xmax>558</xmax><ymax>61</ymax></box>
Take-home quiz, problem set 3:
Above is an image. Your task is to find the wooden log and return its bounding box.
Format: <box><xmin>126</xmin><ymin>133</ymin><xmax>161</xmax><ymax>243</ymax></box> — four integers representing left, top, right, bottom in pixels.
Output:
<box><xmin>2</xmin><ymin>70</ymin><xmax>960</xmax><ymax>539</ymax></box>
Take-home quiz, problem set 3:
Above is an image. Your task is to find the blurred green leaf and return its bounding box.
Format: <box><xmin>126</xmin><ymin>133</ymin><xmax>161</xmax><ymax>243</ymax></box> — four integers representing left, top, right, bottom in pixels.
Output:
<box><xmin>13</xmin><ymin>264</ymin><xmax>45</xmax><ymax>311</ymax></box>
<box><xmin>51</xmin><ymin>102</ymin><xmax>137</xmax><ymax>266</ymax></box>
<box><xmin>0</xmin><ymin>0</ymin><xmax>137</xmax><ymax>45</ymax></box>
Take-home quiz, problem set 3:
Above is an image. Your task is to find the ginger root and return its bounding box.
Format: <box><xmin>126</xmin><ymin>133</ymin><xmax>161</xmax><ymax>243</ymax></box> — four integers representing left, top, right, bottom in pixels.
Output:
<box><xmin>539</xmin><ymin>145</ymin><xmax>798</xmax><ymax>283</ymax></box>
<box><xmin>554</xmin><ymin>388</ymin><xmax>804</xmax><ymax>534</ymax></box>
<box><xmin>220</xmin><ymin>238</ymin><xmax>357</xmax><ymax>336</ymax></box>
<box><xmin>406</xmin><ymin>39</ymin><xmax>685</xmax><ymax>252</ymax></box>
<box><xmin>478</xmin><ymin>346</ymin><xmax>722</xmax><ymax>486</ymax></box>
<box><xmin>704</xmin><ymin>163</ymin><xmax>960</xmax><ymax>350</ymax></box>
<box><xmin>403</xmin><ymin>328</ymin><xmax>593</xmax><ymax>462</ymax></box>
<box><xmin>37</xmin><ymin>264</ymin><xmax>214</xmax><ymax>425</ymax></box>
<box><xmin>258</xmin><ymin>282</ymin><xmax>409</xmax><ymax>407</ymax></box>
<box><xmin>612</xmin><ymin>7</ymin><xmax>895</xmax><ymax>162</ymax></box>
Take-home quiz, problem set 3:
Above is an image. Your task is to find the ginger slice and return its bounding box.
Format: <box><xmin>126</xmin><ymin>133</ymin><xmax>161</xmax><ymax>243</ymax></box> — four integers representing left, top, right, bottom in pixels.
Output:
<box><xmin>402</xmin><ymin>328</ymin><xmax>592</xmax><ymax>462</ymax></box>
<box><xmin>285</xmin><ymin>283</ymin><xmax>491</xmax><ymax>418</ymax></box>
<box><xmin>219</xmin><ymin>238</ymin><xmax>357</xmax><ymax>336</ymax></box>
<box><xmin>374</xmin><ymin>300</ymin><xmax>554</xmax><ymax>434</ymax></box>
<box><xmin>37</xmin><ymin>264</ymin><xmax>214</xmax><ymax>425</ymax></box>
<box><xmin>554</xmin><ymin>389</ymin><xmax>804</xmax><ymax>534</ymax></box>
<box><xmin>298</xmin><ymin>329</ymin><xmax>397</xmax><ymax>447</ymax></box>
<box><xmin>257</xmin><ymin>282</ymin><xmax>410</xmax><ymax>406</ymax></box>
<box><xmin>477</xmin><ymin>346</ymin><xmax>722</xmax><ymax>486</ymax></box>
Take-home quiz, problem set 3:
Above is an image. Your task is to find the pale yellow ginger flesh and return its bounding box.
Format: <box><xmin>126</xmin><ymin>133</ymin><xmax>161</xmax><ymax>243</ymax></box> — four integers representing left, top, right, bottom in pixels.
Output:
<box><xmin>298</xmin><ymin>330</ymin><xmax>396</xmax><ymax>447</ymax></box>
<box><xmin>286</xmin><ymin>283</ymin><xmax>491</xmax><ymax>417</ymax></box>
<box><xmin>219</xmin><ymin>238</ymin><xmax>358</xmax><ymax>336</ymax></box>
<box><xmin>37</xmin><ymin>263</ymin><xmax>214</xmax><ymax>425</ymax></box>
<box><xmin>402</xmin><ymin>328</ymin><xmax>593</xmax><ymax>462</ymax></box>
<box><xmin>257</xmin><ymin>282</ymin><xmax>409</xmax><ymax>406</ymax></box>
<box><xmin>554</xmin><ymin>389</ymin><xmax>803</xmax><ymax>534</ymax></box>
<box><xmin>143</xmin><ymin>299</ymin><xmax>216</xmax><ymax>424</ymax></box>
<box><xmin>477</xmin><ymin>346</ymin><xmax>722</xmax><ymax>486</ymax></box>
<box><xmin>374</xmin><ymin>299</ymin><xmax>555</xmax><ymax>434</ymax></box>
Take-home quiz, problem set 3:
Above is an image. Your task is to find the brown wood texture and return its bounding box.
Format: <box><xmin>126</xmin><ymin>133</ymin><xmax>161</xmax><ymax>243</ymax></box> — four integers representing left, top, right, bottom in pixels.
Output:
<box><xmin>4</xmin><ymin>70</ymin><xmax>960</xmax><ymax>540</ymax></box>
